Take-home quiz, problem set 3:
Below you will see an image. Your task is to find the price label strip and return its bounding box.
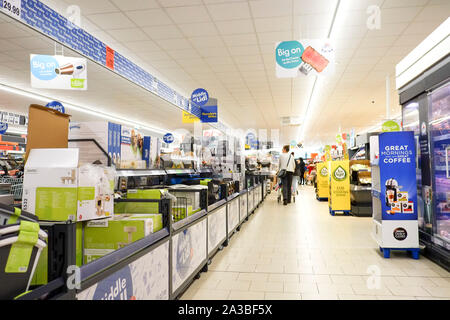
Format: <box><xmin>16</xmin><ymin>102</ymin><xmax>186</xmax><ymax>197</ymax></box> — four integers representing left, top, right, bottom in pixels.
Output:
<box><xmin>0</xmin><ymin>0</ymin><xmax>22</xmax><ymax>20</ymax></box>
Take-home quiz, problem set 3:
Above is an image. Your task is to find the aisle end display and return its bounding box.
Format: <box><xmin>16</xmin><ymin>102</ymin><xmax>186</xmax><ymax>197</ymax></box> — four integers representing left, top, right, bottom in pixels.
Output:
<box><xmin>371</xmin><ymin>132</ymin><xmax>419</xmax><ymax>259</ymax></box>
<box><xmin>328</xmin><ymin>160</ymin><xmax>351</xmax><ymax>215</ymax></box>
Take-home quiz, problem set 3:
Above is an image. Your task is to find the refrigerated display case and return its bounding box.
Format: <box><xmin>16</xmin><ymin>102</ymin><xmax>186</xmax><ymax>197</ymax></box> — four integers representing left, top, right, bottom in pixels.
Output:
<box><xmin>396</xmin><ymin>19</ymin><xmax>450</xmax><ymax>269</ymax></box>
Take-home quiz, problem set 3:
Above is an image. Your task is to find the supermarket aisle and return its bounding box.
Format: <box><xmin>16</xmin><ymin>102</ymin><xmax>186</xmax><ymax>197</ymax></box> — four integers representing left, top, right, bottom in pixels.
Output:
<box><xmin>181</xmin><ymin>186</ymin><xmax>450</xmax><ymax>300</ymax></box>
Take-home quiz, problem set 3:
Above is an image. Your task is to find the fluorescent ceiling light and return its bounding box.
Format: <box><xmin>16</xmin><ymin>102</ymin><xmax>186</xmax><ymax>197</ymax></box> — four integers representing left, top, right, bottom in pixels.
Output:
<box><xmin>0</xmin><ymin>83</ymin><xmax>169</xmax><ymax>136</ymax></box>
<box><xmin>300</xmin><ymin>0</ymin><xmax>341</xmax><ymax>143</ymax></box>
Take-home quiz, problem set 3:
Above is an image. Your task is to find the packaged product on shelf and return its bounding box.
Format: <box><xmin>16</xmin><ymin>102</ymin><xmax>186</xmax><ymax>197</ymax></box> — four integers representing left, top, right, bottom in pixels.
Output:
<box><xmin>83</xmin><ymin>214</ymin><xmax>163</xmax><ymax>263</ymax></box>
<box><xmin>69</xmin><ymin>121</ymin><xmax>122</xmax><ymax>166</ymax></box>
<box><xmin>22</xmin><ymin>148</ymin><xmax>114</xmax><ymax>222</ymax></box>
<box><xmin>142</xmin><ymin>136</ymin><xmax>161</xmax><ymax>169</ymax></box>
<box><xmin>114</xmin><ymin>189</ymin><xmax>169</xmax><ymax>214</ymax></box>
<box><xmin>120</xmin><ymin>126</ymin><xmax>144</xmax><ymax>166</ymax></box>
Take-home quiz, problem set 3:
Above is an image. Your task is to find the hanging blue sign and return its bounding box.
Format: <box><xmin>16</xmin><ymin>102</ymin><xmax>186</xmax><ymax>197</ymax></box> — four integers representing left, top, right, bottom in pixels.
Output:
<box><xmin>191</xmin><ymin>88</ymin><xmax>209</xmax><ymax>106</ymax></box>
<box><xmin>379</xmin><ymin>132</ymin><xmax>418</xmax><ymax>221</ymax></box>
<box><xmin>46</xmin><ymin>101</ymin><xmax>65</xmax><ymax>114</ymax></box>
<box><xmin>200</xmin><ymin>106</ymin><xmax>218</xmax><ymax>123</ymax></box>
<box><xmin>0</xmin><ymin>122</ymin><xmax>8</xmax><ymax>134</ymax></box>
<box><xmin>163</xmin><ymin>133</ymin><xmax>174</xmax><ymax>144</ymax></box>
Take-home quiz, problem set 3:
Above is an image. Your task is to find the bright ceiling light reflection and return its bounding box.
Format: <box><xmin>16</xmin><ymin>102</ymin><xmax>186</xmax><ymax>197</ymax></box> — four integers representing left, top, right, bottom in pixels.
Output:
<box><xmin>0</xmin><ymin>83</ymin><xmax>169</xmax><ymax>136</ymax></box>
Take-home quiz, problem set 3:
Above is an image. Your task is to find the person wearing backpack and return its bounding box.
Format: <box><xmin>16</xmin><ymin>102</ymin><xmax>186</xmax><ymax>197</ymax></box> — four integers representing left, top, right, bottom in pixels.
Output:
<box><xmin>278</xmin><ymin>145</ymin><xmax>295</xmax><ymax>206</ymax></box>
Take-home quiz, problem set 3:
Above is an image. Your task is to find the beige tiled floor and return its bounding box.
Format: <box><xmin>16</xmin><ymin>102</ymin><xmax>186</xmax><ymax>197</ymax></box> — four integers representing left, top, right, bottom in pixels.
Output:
<box><xmin>180</xmin><ymin>186</ymin><xmax>450</xmax><ymax>300</ymax></box>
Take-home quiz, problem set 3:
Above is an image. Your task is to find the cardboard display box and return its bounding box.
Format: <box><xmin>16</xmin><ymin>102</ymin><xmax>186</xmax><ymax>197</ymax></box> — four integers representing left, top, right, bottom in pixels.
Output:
<box><xmin>25</xmin><ymin>105</ymin><xmax>71</xmax><ymax>162</ymax></box>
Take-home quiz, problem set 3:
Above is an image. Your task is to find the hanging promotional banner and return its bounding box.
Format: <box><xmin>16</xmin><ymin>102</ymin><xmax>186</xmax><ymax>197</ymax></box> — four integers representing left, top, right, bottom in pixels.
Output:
<box><xmin>191</xmin><ymin>88</ymin><xmax>209</xmax><ymax>107</ymax></box>
<box><xmin>182</xmin><ymin>111</ymin><xmax>200</xmax><ymax>124</ymax></box>
<box><xmin>276</xmin><ymin>39</ymin><xmax>335</xmax><ymax>78</ymax></box>
<box><xmin>46</xmin><ymin>101</ymin><xmax>65</xmax><ymax>114</ymax></box>
<box><xmin>329</xmin><ymin>160</ymin><xmax>351</xmax><ymax>213</ymax></box>
<box><xmin>316</xmin><ymin>162</ymin><xmax>329</xmax><ymax>200</ymax></box>
<box><xmin>382</xmin><ymin>119</ymin><xmax>401</xmax><ymax>132</ymax></box>
<box><xmin>200</xmin><ymin>98</ymin><xmax>218</xmax><ymax>123</ymax></box>
<box><xmin>379</xmin><ymin>132</ymin><xmax>417</xmax><ymax>221</ymax></box>
<box><xmin>30</xmin><ymin>54</ymin><xmax>88</xmax><ymax>90</ymax></box>
<box><xmin>0</xmin><ymin>0</ymin><xmax>22</xmax><ymax>20</ymax></box>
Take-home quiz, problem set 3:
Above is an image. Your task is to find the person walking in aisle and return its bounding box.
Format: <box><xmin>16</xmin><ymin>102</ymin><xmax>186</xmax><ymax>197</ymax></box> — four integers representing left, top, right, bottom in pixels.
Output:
<box><xmin>278</xmin><ymin>145</ymin><xmax>295</xmax><ymax>206</ymax></box>
<box><xmin>292</xmin><ymin>157</ymin><xmax>301</xmax><ymax>196</ymax></box>
<box><xmin>299</xmin><ymin>158</ymin><xmax>306</xmax><ymax>185</ymax></box>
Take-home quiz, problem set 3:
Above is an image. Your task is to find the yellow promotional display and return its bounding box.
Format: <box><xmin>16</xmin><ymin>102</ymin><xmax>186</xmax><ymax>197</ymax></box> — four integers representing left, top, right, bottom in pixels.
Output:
<box><xmin>316</xmin><ymin>162</ymin><xmax>329</xmax><ymax>201</ymax></box>
<box><xmin>328</xmin><ymin>160</ymin><xmax>351</xmax><ymax>215</ymax></box>
<box><xmin>182</xmin><ymin>111</ymin><xmax>200</xmax><ymax>124</ymax></box>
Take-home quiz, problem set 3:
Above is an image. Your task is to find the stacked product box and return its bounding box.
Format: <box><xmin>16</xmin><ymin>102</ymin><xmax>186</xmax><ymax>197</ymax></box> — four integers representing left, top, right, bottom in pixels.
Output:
<box><xmin>69</xmin><ymin>122</ymin><xmax>122</xmax><ymax>167</ymax></box>
<box><xmin>22</xmin><ymin>148</ymin><xmax>115</xmax><ymax>284</ymax></box>
<box><xmin>84</xmin><ymin>214</ymin><xmax>163</xmax><ymax>263</ymax></box>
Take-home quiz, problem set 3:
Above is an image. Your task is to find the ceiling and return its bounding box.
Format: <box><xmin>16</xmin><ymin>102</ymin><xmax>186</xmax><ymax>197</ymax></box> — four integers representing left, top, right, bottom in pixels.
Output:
<box><xmin>1</xmin><ymin>0</ymin><xmax>449</xmax><ymax>148</ymax></box>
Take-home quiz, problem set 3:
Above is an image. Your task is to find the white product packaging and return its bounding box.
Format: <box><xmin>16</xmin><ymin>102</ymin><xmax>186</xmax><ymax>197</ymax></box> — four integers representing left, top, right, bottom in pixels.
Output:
<box><xmin>22</xmin><ymin>148</ymin><xmax>114</xmax><ymax>222</ymax></box>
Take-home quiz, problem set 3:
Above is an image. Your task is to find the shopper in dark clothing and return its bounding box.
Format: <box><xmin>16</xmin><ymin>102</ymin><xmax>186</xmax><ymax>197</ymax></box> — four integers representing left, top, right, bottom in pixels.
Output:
<box><xmin>293</xmin><ymin>158</ymin><xmax>302</xmax><ymax>195</ymax></box>
<box><xmin>278</xmin><ymin>146</ymin><xmax>295</xmax><ymax>205</ymax></box>
<box><xmin>299</xmin><ymin>158</ymin><xmax>306</xmax><ymax>185</ymax></box>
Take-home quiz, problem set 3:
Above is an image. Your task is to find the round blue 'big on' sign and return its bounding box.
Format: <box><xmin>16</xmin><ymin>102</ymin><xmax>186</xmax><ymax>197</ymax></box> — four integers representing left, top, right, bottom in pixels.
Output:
<box><xmin>30</xmin><ymin>55</ymin><xmax>59</xmax><ymax>81</ymax></box>
<box><xmin>164</xmin><ymin>133</ymin><xmax>174</xmax><ymax>144</ymax></box>
<box><xmin>276</xmin><ymin>41</ymin><xmax>304</xmax><ymax>69</ymax></box>
<box><xmin>46</xmin><ymin>101</ymin><xmax>65</xmax><ymax>114</ymax></box>
<box><xmin>0</xmin><ymin>122</ymin><xmax>8</xmax><ymax>135</ymax></box>
<box><xmin>191</xmin><ymin>88</ymin><xmax>209</xmax><ymax>106</ymax></box>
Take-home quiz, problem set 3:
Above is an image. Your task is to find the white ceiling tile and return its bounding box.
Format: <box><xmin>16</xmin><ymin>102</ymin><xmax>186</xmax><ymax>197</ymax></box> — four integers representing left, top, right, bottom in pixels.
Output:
<box><xmin>68</xmin><ymin>0</ymin><xmax>119</xmax><ymax>15</ymax></box>
<box><xmin>179</xmin><ymin>22</ymin><xmax>218</xmax><ymax>37</ymax></box>
<box><xmin>158</xmin><ymin>0</ymin><xmax>203</xmax><ymax>7</ymax></box>
<box><xmin>166</xmin><ymin>6</ymin><xmax>211</xmax><ymax>24</ymax></box>
<box><xmin>87</xmin><ymin>12</ymin><xmax>135</xmax><ymax>29</ymax></box>
<box><xmin>358</xmin><ymin>36</ymin><xmax>398</xmax><ymax>48</ymax></box>
<box><xmin>111</xmin><ymin>0</ymin><xmax>159</xmax><ymax>11</ymax></box>
<box><xmin>257</xmin><ymin>31</ymin><xmax>292</xmax><ymax>44</ymax></box>
<box><xmin>382</xmin><ymin>0</ymin><xmax>428</xmax><ymax>8</ymax></box>
<box><xmin>155</xmin><ymin>38</ymin><xmax>193</xmax><ymax>50</ymax></box>
<box><xmin>250</xmin><ymin>0</ymin><xmax>292</xmax><ymax>18</ymax></box>
<box><xmin>142</xmin><ymin>25</ymin><xmax>184</xmax><ymax>40</ymax></box>
<box><xmin>293</xmin><ymin>0</ymin><xmax>335</xmax><ymax>15</ymax></box>
<box><xmin>124</xmin><ymin>40</ymin><xmax>160</xmax><ymax>52</ymax></box>
<box><xmin>200</xmin><ymin>46</ymin><xmax>230</xmax><ymax>57</ymax></box>
<box><xmin>206</xmin><ymin>2</ymin><xmax>251</xmax><ymax>21</ymax></box>
<box><xmin>228</xmin><ymin>45</ymin><xmax>258</xmax><ymax>56</ymax></box>
<box><xmin>167</xmin><ymin>48</ymin><xmax>201</xmax><ymax>60</ymax></box>
<box><xmin>190</xmin><ymin>36</ymin><xmax>225</xmax><ymax>48</ymax></box>
<box><xmin>254</xmin><ymin>16</ymin><xmax>292</xmax><ymax>33</ymax></box>
<box><xmin>414</xmin><ymin>5</ymin><xmax>450</xmax><ymax>22</ymax></box>
<box><xmin>223</xmin><ymin>34</ymin><xmax>258</xmax><ymax>46</ymax></box>
<box><xmin>380</xmin><ymin>7</ymin><xmax>423</xmax><ymax>24</ymax></box>
<box><xmin>215</xmin><ymin>19</ymin><xmax>255</xmax><ymax>35</ymax></box>
<box><xmin>138</xmin><ymin>50</ymin><xmax>172</xmax><ymax>61</ymax></box>
<box><xmin>365</xmin><ymin>23</ymin><xmax>408</xmax><ymax>37</ymax></box>
<box><xmin>108</xmin><ymin>28</ymin><xmax>149</xmax><ymax>42</ymax></box>
<box><xmin>401</xmin><ymin>20</ymin><xmax>442</xmax><ymax>35</ymax></box>
<box><xmin>125</xmin><ymin>9</ymin><xmax>172</xmax><ymax>27</ymax></box>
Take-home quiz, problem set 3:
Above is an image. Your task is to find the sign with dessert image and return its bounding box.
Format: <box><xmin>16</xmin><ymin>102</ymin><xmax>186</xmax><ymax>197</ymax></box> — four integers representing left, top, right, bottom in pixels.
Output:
<box><xmin>275</xmin><ymin>39</ymin><xmax>335</xmax><ymax>78</ymax></box>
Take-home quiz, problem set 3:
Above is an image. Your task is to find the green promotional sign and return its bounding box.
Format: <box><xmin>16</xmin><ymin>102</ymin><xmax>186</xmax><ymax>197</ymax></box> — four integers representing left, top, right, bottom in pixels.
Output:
<box><xmin>382</xmin><ymin>120</ymin><xmax>401</xmax><ymax>132</ymax></box>
<box><xmin>332</xmin><ymin>166</ymin><xmax>347</xmax><ymax>182</ymax></box>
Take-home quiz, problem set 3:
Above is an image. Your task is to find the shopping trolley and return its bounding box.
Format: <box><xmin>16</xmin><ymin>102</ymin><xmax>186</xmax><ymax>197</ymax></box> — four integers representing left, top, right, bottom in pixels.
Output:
<box><xmin>276</xmin><ymin>178</ymin><xmax>295</xmax><ymax>204</ymax></box>
<box><xmin>1</xmin><ymin>177</ymin><xmax>23</xmax><ymax>202</ymax></box>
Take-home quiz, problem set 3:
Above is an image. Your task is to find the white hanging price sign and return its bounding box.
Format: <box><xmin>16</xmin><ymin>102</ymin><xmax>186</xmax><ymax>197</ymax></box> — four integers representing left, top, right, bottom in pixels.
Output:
<box><xmin>1</xmin><ymin>0</ymin><xmax>22</xmax><ymax>20</ymax></box>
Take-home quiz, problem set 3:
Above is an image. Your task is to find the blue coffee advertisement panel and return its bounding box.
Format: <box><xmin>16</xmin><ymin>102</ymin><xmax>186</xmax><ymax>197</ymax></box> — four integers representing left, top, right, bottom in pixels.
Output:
<box><xmin>379</xmin><ymin>132</ymin><xmax>418</xmax><ymax>221</ymax></box>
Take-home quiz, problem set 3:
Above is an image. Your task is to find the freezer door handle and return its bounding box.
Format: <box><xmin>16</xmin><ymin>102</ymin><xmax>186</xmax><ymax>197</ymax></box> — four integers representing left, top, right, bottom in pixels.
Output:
<box><xmin>446</xmin><ymin>146</ymin><xmax>450</xmax><ymax>179</ymax></box>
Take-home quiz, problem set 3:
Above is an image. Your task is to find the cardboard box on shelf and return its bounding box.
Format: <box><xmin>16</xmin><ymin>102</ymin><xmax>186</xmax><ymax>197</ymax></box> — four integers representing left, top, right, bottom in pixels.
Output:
<box><xmin>25</xmin><ymin>104</ymin><xmax>71</xmax><ymax>162</ymax></box>
<box><xmin>22</xmin><ymin>148</ymin><xmax>114</xmax><ymax>222</ymax></box>
<box><xmin>83</xmin><ymin>214</ymin><xmax>163</xmax><ymax>263</ymax></box>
